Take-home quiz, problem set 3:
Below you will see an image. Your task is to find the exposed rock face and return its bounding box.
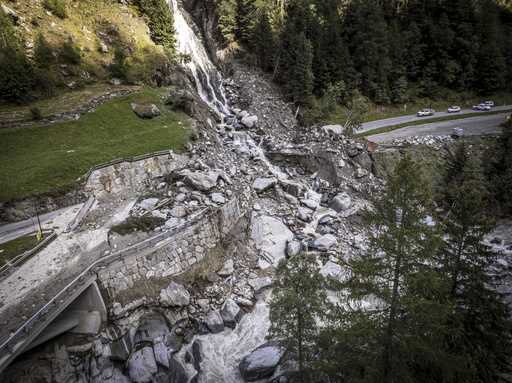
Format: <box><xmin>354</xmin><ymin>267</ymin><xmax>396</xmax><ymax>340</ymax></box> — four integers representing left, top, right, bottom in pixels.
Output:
<box><xmin>131</xmin><ymin>103</ymin><xmax>161</xmax><ymax>119</ymax></box>
<box><xmin>166</xmin><ymin>88</ymin><xmax>197</xmax><ymax>116</ymax></box>
<box><xmin>239</xmin><ymin>342</ymin><xmax>283</xmax><ymax>382</ymax></box>
<box><xmin>127</xmin><ymin>346</ymin><xmax>158</xmax><ymax>383</ymax></box>
<box><xmin>251</xmin><ymin>215</ymin><xmax>294</xmax><ymax>269</ymax></box>
<box><xmin>180</xmin><ymin>169</ymin><xmax>221</xmax><ymax>192</ymax></box>
<box><xmin>159</xmin><ymin>282</ymin><xmax>190</xmax><ymax>307</ymax></box>
<box><xmin>205</xmin><ymin>310</ymin><xmax>224</xmax><ymax>333</ymax></box>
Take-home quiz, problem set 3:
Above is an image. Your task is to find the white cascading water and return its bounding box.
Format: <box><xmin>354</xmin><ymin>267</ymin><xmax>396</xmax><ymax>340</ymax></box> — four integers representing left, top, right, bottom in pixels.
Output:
<box><xmin>169</xmin><ymin>0</ymin><xmax>230</xmax><ymax>116</ymax></box>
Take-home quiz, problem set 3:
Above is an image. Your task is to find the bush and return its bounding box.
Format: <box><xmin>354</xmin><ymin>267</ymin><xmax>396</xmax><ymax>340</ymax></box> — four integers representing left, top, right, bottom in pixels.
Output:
<box><xmin>30</xmin><ymin>107</ymin><xmax>43</xmax><ymax>121</ymax></box>
<box><xmin>124</xmin><ymin>46</ymin><xmax>171</xmax><ymax>85</ymax></box>
<box><xmin>34</xmin><ymin>34</ymin><xmax>55</xmax><ymax>69</ymax></box>
<box><xmin>43</xmin><ymin>0</ymin><xmax>67</xmax><ymax>19</ymax></box>
<box><xmin>60</xmin><ymin>39</ymin><xmax>81</xmax><ymax>65</ymax></box>
<box><xmin>0</xmin><ymin>46</ymin><xmax>35</xmax><ymax>104</ymax></box>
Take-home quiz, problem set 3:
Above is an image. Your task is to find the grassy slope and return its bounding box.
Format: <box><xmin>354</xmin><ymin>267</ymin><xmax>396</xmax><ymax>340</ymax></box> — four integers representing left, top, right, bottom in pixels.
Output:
<box><xmin>0</xmin><ymin>88</ymin><xmax>191</xmax><ymax>201</ymax></box>
<box><xmin>0</xmin><ymin>234</ymin><xmax>39</xmax><ymax>266</ymax></box>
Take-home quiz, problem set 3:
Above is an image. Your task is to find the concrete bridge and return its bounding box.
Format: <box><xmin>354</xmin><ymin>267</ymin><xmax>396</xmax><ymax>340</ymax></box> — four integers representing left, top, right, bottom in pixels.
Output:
<box><xmin>0</xmin><ymin>277</ymin><xmax>106</xmax><ymax>374</ymax></box>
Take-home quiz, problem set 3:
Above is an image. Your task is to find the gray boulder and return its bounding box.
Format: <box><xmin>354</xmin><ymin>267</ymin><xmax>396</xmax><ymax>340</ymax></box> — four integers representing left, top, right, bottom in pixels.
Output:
<box><xmin>321</xmin><ymin>124</ymin><xmax>345</xmax><ymax>136</ymax></box>
<box><xmin>286</xmin><ymin>240</ymin><xmax>302</xmax><ymax>257</ymax></box>
<box><xmin>180</xmin><ymin>170</ymin><xmax>220</xmax><ymax>192</ymax></box>
<box><xmin>220</xmin><ymin>299</ymin><xmax>241</xmax><ymax>328</ymax></box>
<box><xmin>241</xmin><ymin>115</ymin><xmax>258</xmax><ymax>128</ymax></box>
<box><xmin>330</xmin><ymin>192</ymin><xmax>352</xmax><ymax>212</ymax></box>
<box><xmin>251</xmin><ymin>215</ymin><xmax>293</xmax><ymax>269</ymax></box>
<box><xmin>210</xmin><ymin>192</ymin><xmax>226</xmax><ymax>204</ymax></box>
<box><xmin>253</xmin><ymin>177</ymin><xmax>277</xmax><ymax>193</ymax></box>
<box><xmin>205</xmin><ymin>310</ymin><xmax>224</xmax><ymax>333</ymax></box>
<box><xmin>320</xmin><ymin>261</ymin><xmax>345</xmax><ymax>281</ymax></box>
<box><xmin>218</xmin><ymin>258</ymin><xmax>234</xmax><ymax>277</ymax></box>
<box><xmin>166</xmin><ymin>89</ymin><xmax>196</xmax><ymax>116</ymax></box>
<box><xmin>239</xmin><ymin>342</ymin><xmax>283</xmax><ymax>382</ymax></box>
<box><xmin>131</xmin><ymin>103</ymin><xmax>161</xmax><ymax>119</ymax></box>
<box><xmin>159</xmin><ymin>282</ymin><xmax>190</xmax><ymax>307</ymax></box>
<box><xmin>249</xmin><ymin>277</ymin><xmax>272</xmax><ymax>293</ymax></box>
<box><xmin>127</xmin><ymin>346</ymin><xmax>158</xmax><ymax>383</ymax></box>
<box><xmin>312</xmin><ymin>234</ymin><xmax>338</xmax><ymax>252</ymax></box>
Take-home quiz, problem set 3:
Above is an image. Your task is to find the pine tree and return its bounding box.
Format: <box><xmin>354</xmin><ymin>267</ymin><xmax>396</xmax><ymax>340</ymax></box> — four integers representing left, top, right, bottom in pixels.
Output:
<box><xmin>287</xmin><ymin>32</ymin><xmax>314</xmax><ymax>106</ymax></box>
<box><xmin>251</xmin><ymin>10</ymin><xmax>274</xmax><ymax>72</ymax></box>
<box><xmin>268</xmin><ymin>253</ymin><xmax>330</xmax><ymax>382</ymax></box>
<box><xmin>235</xmin><ymin>0</ymin><xmax>257</xmax><ymax>46</ymax></box>
<box><xmin>137</xmin><ymin>0</ymin><xmax>176</xmax><ymax>53</ymax></box>
<box><xmin>34</xmin><ymin>34</ymin><xmax>54</xmax><ymax>69</ymax></box>
<box><xmin>322</xmin><ymin>156</ymin><xmax>456</xmax><ymax>382</ymax></box>
<box><xmin>439</xmin><ymin>148</ymin><xmax>512</xmax><ymax>381</ymax></box>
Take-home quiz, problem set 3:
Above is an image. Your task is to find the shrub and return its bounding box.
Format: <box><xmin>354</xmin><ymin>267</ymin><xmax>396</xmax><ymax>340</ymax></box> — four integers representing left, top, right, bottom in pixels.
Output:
<box><xmin>60</xmin><ymin>39</ymin><xmax>81</xmax><ymax>65</ymax></box>
<box><xmin>124</xmin><ymin>46</ymin><xmax>171</xmax><ymax>85</ymax></box>
<box><xmin>43</xmin><ymin>0</ymin><xmax>67</xmax><ymax>19</ymax></box>
<box><xmin>30</xmin><ymin>107</ymin><xmax>43</xmax><ymax>120</ymax></box>
<box><xmin>34</xmin><ymin>34</ymin><xmax>55</xmax><ymax>69</ymax></box>
<box><xmin>0</xmin><ymin>46</ymin><xmax>35</xmax><ymax>104</ymax></box>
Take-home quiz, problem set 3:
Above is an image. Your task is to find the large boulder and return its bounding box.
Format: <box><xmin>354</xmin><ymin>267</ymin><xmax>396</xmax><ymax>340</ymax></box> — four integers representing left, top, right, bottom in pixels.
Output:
<box><xmin>320</xmin><ymin>261</ymin><xmax>345</xmax><ymax>282</ymax></box>
<box><xmin>253</xmin><ymin>177</ymin><xmax>277</xmax><ymax>193</ymax></box>
<box><xmin>134</xmin><ymin>313</ymin><xmax>170</xmax><ymax>345</ymax></box>
<box><xmin>205</xmin><ymin>310</ymin><xmax>224</xmax><ymax>333</ymax></box>
<box><xmin>241</xmin><ymin>115</ymin><xmax>258</xmax><ymax>129</ymax></box>
<box><xmin>321</xmin><ymin>124</ymin><xmax>345</xmax><ymax>136</ymax></box>
<box><xmin>159</xmin><ymin>282</ymin><xmax>190</xmax><ymax>307</ymax></box>
<box><xmin>131</xmin><ymin>103</ymin><xmax>161</xmax><ymax>119</ymax></box>
<box><xmin>180</xmin><ymin>170</ymin><xmax>220</xmax><ymax>192</ymax></box>
<box><xmin>220</xmin><ymin>299</ymin><xmax>241</xmax><ymax>328</ymax></box>
<box><xmin>127</xmin><ymin>347</ymin><xmax>158</xmax><ymax>383</ymax></box>
<box><xmin>330</xmin><ymin>192</ymin><xmax>352</xmax><ymax>212</ymax></box>
<box><xmin>251</xmin><ymin>215</ymin><xmax>294</xmax><ymax>269</ymax></box>
<box><xmin>165</xmin><ymin>89</ymin><xmax>196</xmax><ymax>116</ymax></box>
<box><xmin>311</xmin><ymin>234</ymin><xmax>338</xmax><ymax>252</ymax></box>
<box><xmin>239</xmin><ymin>342</ymin><xmax>283</xmax><ymax>382</ymax></box>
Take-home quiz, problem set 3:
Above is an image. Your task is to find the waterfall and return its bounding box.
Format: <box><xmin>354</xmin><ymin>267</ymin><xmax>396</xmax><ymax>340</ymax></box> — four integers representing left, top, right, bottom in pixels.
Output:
<box><xmin>169</xmin><ymin>0</ymin><xmax>230</xmax><ymax>115</ymax></box>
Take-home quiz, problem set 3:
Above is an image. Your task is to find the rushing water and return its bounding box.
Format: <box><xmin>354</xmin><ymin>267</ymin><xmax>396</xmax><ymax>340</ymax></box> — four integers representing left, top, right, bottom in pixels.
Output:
<box><xmin>168</xmin><ymin>0</ymin><xmax>229</xmax><ymax>116</ymax></box>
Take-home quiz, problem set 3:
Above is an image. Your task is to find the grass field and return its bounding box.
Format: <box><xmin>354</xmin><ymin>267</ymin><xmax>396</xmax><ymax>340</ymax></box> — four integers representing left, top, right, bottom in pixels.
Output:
<box><xmin>0</xmin><ymin>87</ymin><xmax>191</xmax><ymax>201</ymax></box>
<box><xmin>0</xmin><ymin>234</ymin><xmax>39</xmax><ymax>266</ymax></box>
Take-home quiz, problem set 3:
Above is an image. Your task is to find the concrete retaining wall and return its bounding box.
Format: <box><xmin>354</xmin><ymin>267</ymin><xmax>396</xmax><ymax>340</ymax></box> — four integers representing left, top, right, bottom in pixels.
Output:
<box><xmin>96</xmin><ymin>198</ymin><xmax>241</xmax><ymax>298</ymax></box>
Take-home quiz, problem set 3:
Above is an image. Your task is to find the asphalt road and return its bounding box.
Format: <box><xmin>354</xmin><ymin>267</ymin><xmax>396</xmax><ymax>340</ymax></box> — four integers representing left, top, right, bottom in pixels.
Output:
<box><xmin>360</xmin><ymin>105</ymin><xmax>512</xmax><ymax>134</ymax></box>
<box><xmin>367</xmin><ymin>112</ymin><xmax>508</xmax><ymax>143</ymax></box>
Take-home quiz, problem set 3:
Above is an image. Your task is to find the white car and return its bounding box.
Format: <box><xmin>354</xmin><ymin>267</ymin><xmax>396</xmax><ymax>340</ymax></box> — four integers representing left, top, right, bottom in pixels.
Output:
<box><xmin>447</xmin><ymin>105</ymin><xmax>461</xmax><ymax>113</ymax></box>
<box><xmin>473</xmin><ymin>104</ymin><xmax>491</xmax><ymax>111</ymax></box>
<box><xmin>417</xmin><ymin>108</ymin><xmax>435</xmax><ymax>117</ymax></box>
<box><xmin>484</xmin><ymin>100</ymin><xmax>495</xmax><ymax>107</ymax></box>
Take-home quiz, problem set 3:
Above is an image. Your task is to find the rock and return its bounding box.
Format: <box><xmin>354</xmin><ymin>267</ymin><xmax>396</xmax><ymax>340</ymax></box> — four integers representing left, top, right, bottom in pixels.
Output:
<box><xmin>134</xmin><ymin>313</ymin><xmax>171</xmax><ymax>345</ymax></box>
<box><xmin>220</xmin><ymin>299</ymin><xmax>241</xmax><ymax>328</ymax></box>
<box><xmin>241</xmin><ymin>115</ymin><xmax>258</xmax><ymax>129</ymax></box>
<box><xmin>311</xmin><ymin>234</ymin><xmax>338</xmax><ymax>252</ymax></box>
<box><xmin>239</xmin><ymin>342</ymin><xmax>283</xmax><ymax>382</ymax></box>
<box><xmin>330</xmin><ymin>192</ymin><xmax>352</xmax><ymax>212</ymax></box>
<box><xmin>110</xmin><ymin>78</ymin><xmax>122</xmax><ymax>86</ymax></box>
<box><xmin>320</xmin><ymin>261</ymin><xmax>345</xmax><ymax>281</ymax></box>
<box><xmin>355</xmin><ymin>167</ymin><xmax>369</xmax><ymax>178</ymax></box>
<box><xmin>99</xmin><ymin>41</ymin><xmax>109</xmax><ymax>53</ymax></box>
<box><xmin>166</xmin><ymin>89</ymin><xmax>197</xmax><ymax>116</ymax></box>
<box><xmin>205</xmin><ymin>310</ymin><xmax>224</xmax><ymax>333</ymax></box>
<box><xmin>253</xmin><ymin>177</ymin><xmax>277</xmax><ymax>193</ymax></box>
<box><xmin>180</xmin><ymin>170</ymin><xmax>220</xmax><ymax>192</ymax></box>
<box><xmin>251</xmin><ymin>215</ymin><xmax>294</xmax><ymax>269</ymax></box>
<box><xmin>286</xmin><ymin>240</ymin><xmax>302</xmax><ymax>257</ymax></box>
<box><xmin>297</xmin><ymin>207</ymin><xmax>313</xmax><ymax>222</ymax></box>
<box><xmin>168</xmin><ymin>357</ymin><xmax>188</xmax><ymax>383</ymax></box>
<box><xmin>210</xmin><ymin>192</ymin><xmax>226</xmax><ymax>204</ymax></box>
<box><xmin>131</xmin><ymin>103</ymin><xmax>161</xmax><ymax>119</ymax></box>
<box><xmin>321</xmin><ymin>124</ymin><xmax>345</xmax><ymax>136</ymax></box>
<box><xmin>139</xmin><ymin>198</ymin><xmax>159</xmax><ymax>211</ymax></box>
<box><xmin>218</xmin><ymin>258</ymin><xmax>234</xmax><ymax>277</ymax></box>
<box><xmin>280</xmin><ymin>180</ymin><xmax>303</xmax><ymax>197</ymax></box>
<box><xmin>249</xmin><ymin>277</ymin><xmax>272</xmax><ymax>293</ymax></box>
<box><xmin>159</xmin><ymin>282</ymin><xmax>190</xmax><ymax>307</ymax></box>
<box><xmin>170</xmin><ymin>206</ymin><xmax>187</xmax><ymax>218</ymax></box>
<box><xmin>127</xmin><ymin>346</ymin><xmax>158</xmax><ymax>383</ymax></box>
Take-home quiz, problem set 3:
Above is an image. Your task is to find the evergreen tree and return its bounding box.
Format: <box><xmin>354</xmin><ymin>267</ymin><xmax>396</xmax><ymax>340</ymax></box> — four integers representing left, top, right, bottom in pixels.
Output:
<box><xmin>34</xmin><ymin>34</ymin><xmax>54</xmax><ymax>69</ymax></box>
<box><xmin>235</xmin><ymin>0</ymin><xmax>257</xmax><ymax>46</ymax></box>
<box><xmin>137</xmin><ymin>0</ymin><xmax>176</xmax><ymax>53</ymax></box>
<box><xmin>321</xmin><ymin>156</ymin><xmax>456</xmax><ymax>382</ymax></box>
<box><xmin>251</xmin><ymin>10</ymin><xmax>274</xmax><ymax>72</ymax></box>
<box><xmin>268</xmin><ymin>253</ymin><xmax>330</xmax><ymax>382</ymax></box>
<box><xmin>217</xmin><ymin>0</ymin><xmax>237</xmax><ymax>45</ymax></box>
<box><xmin>439</xmin><ymin>147</ymin><xmax>512</xmax><ymax>381</ymax></box>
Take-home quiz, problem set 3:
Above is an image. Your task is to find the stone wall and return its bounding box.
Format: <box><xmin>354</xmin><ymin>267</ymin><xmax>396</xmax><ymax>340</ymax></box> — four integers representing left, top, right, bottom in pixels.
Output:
<box><xmin>96</xmin><ymin>198</ymin><xmax>241</xmax><ymax>299</ymax></box>
<box><xmin>84</xmin><ymin>151</ymin><xmax>188</xmax><ymax>199</ymax></box>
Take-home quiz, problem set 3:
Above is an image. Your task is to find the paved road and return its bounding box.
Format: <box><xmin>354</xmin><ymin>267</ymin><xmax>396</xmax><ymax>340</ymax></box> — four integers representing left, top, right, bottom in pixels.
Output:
<box><xmin>367</xmin><ymin>113</ymin><xmax>508</xmax><ymax>143</ymax></box>
<box><xmin>360</xmin><ymin>105</ymin><xmax>512</xmax><ymax>134</ymax></box>
<box><xmin>0</xmin><ymin>205</ymin><xmax>82</xmax><ymax>245</ymax></box>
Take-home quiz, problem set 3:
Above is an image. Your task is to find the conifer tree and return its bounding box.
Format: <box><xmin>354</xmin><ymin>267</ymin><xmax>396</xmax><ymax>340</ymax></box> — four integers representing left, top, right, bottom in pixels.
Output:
<box><xmin>269</xmin><ymin>253</ymin><xmax>330</xmax><ymax>382</ymax></box>
<box><xmin>251</xmin><ymin>10</ymin><xmax>274</xmax><ymax>72</ymax></box>
<box><xmin>234</xmin><ymin>0</ymin><xmax>257</xmax><ymax>46</ymax></box>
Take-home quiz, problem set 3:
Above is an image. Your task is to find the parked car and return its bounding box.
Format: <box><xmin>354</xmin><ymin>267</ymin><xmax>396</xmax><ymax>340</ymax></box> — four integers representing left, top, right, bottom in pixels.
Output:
<box><xmin>484</xmin><ymin>100</ymin><xmax>495</xmax><ymax>107</ymax></box>
<box><xmin>451</xmin><ymin>127</ymin><xmax>464</xmax><ymax>138</ymax></box>
<box><xmin>417</xmin><ymin>108</ymin><xmax>435</xmax><ymax>117</ymax></box>
<box><xmin>473</xmin><ymin>104</ymin><xmax>491</xmax><ymax>111</ymax></box>
<box><xmin>447</xmin><ymin>105</ymin><xmax>461</xmax><ymax>113</ymax></box>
